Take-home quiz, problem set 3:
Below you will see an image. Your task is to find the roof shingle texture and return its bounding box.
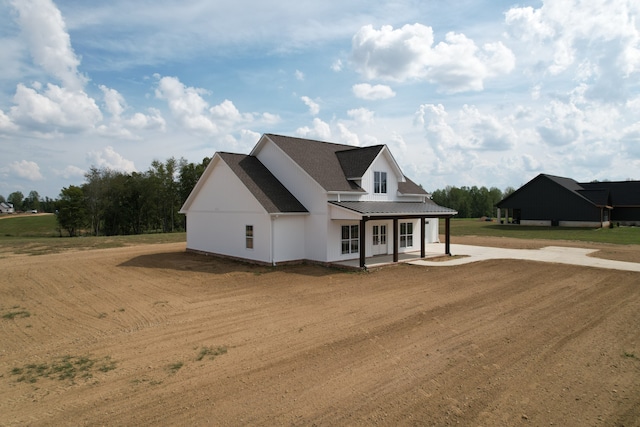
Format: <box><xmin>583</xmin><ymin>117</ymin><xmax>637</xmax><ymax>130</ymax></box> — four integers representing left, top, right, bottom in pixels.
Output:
<box><xmin>219</xmin><ymin>152</ymin><xmax>308</xmax><ymax>214</ymax></box>
<box><xmin>266</xmin><ymin>134</ymin><xmax>365</xmax><ymax>192</ymax></box>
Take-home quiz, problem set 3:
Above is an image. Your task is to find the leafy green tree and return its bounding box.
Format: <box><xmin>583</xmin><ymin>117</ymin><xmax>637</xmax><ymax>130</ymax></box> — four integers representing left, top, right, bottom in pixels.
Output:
<box><xmin>8</xmin><ymin>191</ymin><xmax>24</xmax><ymax>211</ymax></box>
<box><xmin>503</xmin><ymin>186</ymin><xmax>516</xmax><ymax>199</ymax></box>
<box><xmin>57</xmin><ymin>186</ymin><xmax>87</xmax><ymax>237</ymax></box>
<box><xmin>84</xmin><ymin>167</ymin><xmax>109</xmax><ymax>236</ymax></box>
<box><xmin>25</xmin><ymin>190</ymin><xmax>41</xmax><ymax>212</ymax></box>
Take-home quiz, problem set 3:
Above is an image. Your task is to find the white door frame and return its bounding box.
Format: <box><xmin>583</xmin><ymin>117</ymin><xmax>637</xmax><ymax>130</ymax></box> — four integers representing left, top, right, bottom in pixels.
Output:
<box><xmin>371</xmin><ymin>223</ymin><xmax>388</xmax><ymax>255</ymax></box>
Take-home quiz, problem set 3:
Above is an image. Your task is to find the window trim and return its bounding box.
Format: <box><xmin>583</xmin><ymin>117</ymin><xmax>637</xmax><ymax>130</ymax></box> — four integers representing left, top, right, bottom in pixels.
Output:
<box><xmin>245</xmin><ymin>225</ymin><xmax>254</xmax><ymax>249</ymax></box>
<box><xmin>341</xmin><ymin>224</ymin><xmax>359</xmax><ymax>255</ymax></box>
<box><xmin>399</xmin><ymin>221</ymin><xmax>413</xmax><ymax>248</ymax></box>
<box><xmin>374</xmin><ymin>171</ymin><xmax>387</xmax><ymax>194</ymax></box>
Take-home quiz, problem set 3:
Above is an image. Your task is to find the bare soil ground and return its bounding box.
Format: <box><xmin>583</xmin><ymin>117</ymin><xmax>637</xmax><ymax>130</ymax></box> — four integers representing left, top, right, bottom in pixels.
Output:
<box><xmin>1</xmin><ymin>239</ymin><xmax>639</xmax><ymax>426</ymax></box>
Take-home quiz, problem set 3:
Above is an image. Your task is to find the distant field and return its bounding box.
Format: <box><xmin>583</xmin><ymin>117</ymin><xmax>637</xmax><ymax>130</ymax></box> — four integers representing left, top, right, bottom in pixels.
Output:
<box><xmin>0</xmin><ymin>214</ymin><xmax>185</xmax><ymax>256</ymax></box>
<box><xmin>0</xmin><ymin>214</ymin><xmax>637</xmax><ymax>256</ymax></box>
<box><xmin>443</xmin><ymin>218</ymin><xmax>640</xmax><ymax>245</ymax></box>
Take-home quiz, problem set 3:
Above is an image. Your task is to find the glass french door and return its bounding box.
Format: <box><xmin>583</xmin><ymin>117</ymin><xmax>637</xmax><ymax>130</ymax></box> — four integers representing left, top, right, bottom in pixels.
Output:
<box><xmin>372</xmin><ymin>224</ymin><xmax>387</xmax><ymax>255</ymax></box>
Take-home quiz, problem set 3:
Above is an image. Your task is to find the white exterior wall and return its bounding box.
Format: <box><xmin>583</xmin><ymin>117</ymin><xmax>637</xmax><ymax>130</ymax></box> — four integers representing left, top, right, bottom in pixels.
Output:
<box><xmin>255</xmin><ymin>140</ymin><xmax>329</xmax><ymax>262</ymax></box>
<box><xmin>185</xmin><ymin>161</ymin><xmax>272</xmax><ymax>263</ymax></box>
<box><xmin>424</xmin><ymin>219</ymin><xmax>439</xmax><ymax>243</ymax></box>
<box><xmin>272</xmin><ymin>215</ymin><xmax>306</xmax><ymax>263</ymax></box>
<box><xmin>360</xmin><ymin>153</ymin><xmax>399</xmax><ymax>201</ymax></box>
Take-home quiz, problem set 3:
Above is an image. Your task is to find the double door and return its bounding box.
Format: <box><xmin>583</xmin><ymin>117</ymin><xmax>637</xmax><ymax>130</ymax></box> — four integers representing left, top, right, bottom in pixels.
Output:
<box><xmin>372</xmin><ymin>224</ymin><xmax>387</xmax><ymax>255</ymax></box>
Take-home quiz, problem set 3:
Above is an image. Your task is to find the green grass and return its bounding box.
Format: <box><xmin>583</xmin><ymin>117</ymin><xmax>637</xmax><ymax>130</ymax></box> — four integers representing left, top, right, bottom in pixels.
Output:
<box><xmin>443</xmin><ymin>218</ymin><xmax>640</xmax><ymax>245</ymax></box>
<box><xmin>2</xmin><ymin>310</ymin><xmax>31</xmax><ymax>320</ymax></box>
<box><xmin>0</xmin><ymin>215</ymin><xmax>185</xmax><ymax>255</ymax></box>
<box><xmin>168</xmin><ymin>361</ymin><xmax>183</xmax><ymax>373</ymax></box>
<box><xmin>9</xmin><ymin>355</ymin><xmax>116</xmax><ymax>383</ymax></box>
<box><xmin>196</xmin><ymin>346</ymin><xmax>228</xmax><ymax>361</ymax></box>
<box><xmin>0</xmin><ymin>214</ymin><xmax>59</xmax><ymax>238</ymax></box>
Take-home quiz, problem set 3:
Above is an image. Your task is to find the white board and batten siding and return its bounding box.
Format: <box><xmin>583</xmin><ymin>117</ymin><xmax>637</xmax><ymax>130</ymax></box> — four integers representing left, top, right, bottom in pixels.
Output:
<box><xmin>255</xmin><ymin>139</ymin><xmax>331</xmax><ymax>263</ymax></box>
<box><xmin>184</xmin><ymin>160</ymin><xmax>272</xmax><ymax>264</ymax></box>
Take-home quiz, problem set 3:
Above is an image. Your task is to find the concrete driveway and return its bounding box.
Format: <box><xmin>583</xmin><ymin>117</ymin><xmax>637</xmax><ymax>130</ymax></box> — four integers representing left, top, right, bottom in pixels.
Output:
<box><xmin>412</xmin><ymin>243</ymin><xmax>640</xmax><ymax>272</ymax></box>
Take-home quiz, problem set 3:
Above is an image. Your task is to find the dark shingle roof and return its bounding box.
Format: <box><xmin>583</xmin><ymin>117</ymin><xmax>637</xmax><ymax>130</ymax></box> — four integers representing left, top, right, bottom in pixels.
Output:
<box><xmin>580</xmin><ymin>181</ymin><xmax>640</xmax><ymax>206</ymax></box>
<box><xmin>219</xmin><ymin>152</ymin><xmax>308</xmax><ymax>214</ymax></box>
<box><xmin>498</xmin><ymin>174</ymin><xmax>605</xmax><ymax>207</ymax></box>
<box><xmin>398</xmin><ymin>176</ymin><xmax>428</xmax><ymax>195</ymax></box>
<box><xmin>335</xmin><ymin>145</ymin><xmax>384</xmax><ymax>179</ymax></box>
<box><xmin>265</xmin><ymin>134</ymin><xmax>365</xmax><ymax>192</ymax></box>
<box><xmin>330</xmin><ymin>200</ymin><xmax>457</xmax><ymax>216</ymax></box>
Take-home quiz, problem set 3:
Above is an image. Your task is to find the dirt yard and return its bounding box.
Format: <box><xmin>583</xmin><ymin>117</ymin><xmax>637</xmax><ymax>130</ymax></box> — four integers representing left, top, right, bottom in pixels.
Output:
<box><xmin>1</xmin><ymin>239</ymin><xmax>639</xmax><ymax>426</ymax></box>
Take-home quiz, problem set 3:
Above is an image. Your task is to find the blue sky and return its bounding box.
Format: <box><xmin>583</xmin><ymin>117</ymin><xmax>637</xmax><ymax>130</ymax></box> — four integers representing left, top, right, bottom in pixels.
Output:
<box><xmin>1</xmin><ymin>0</ymin><xmax>639</xmax><ymax>199</ymax></box>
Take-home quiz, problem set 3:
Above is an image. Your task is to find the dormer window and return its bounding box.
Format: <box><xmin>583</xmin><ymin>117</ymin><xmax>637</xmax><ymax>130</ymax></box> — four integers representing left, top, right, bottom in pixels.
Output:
<box><xmin>374</xmin><ymin>171</ymin><xmax>387</xmax><ymax>194</ymax></box>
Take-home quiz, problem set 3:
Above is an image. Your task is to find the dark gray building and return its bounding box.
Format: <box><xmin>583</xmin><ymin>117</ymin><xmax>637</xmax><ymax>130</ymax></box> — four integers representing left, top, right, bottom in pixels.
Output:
<box><xmin>496</xmin><ymin>174</ymin><xmax>640</xmax><ymax>227</ymax></box>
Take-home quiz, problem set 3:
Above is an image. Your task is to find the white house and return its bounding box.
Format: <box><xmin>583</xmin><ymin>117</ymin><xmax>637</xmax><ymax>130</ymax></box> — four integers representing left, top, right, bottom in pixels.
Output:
<box><xmin>180</xmin><ymin>134</ymin><xmax>457</xmax><ymax>268</ymax></box>
<box><xmin>0</xmin><ymin>202</ymin><xmax>14</xmax><ymax>214</ymax></box>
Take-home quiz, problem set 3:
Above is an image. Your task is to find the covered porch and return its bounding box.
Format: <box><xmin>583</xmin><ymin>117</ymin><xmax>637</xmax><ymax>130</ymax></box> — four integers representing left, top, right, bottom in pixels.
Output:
<box><xmin>329</xmin><ymin>201</ymin><xmax>458</xmax><ymax>269</ymax></box>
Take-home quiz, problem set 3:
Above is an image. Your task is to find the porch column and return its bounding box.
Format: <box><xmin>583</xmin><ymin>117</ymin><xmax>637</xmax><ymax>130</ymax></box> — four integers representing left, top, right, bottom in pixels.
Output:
<box><xmin>359</xmin><ymin>218</ymin><xmax>367</xmax><ymax>268</ymax></box>
<box><xmin>445</xmin><ymin>216</ymin><xmax>451</xmax><ymax>255</ymax></box>
<box><xmin>392</xmin><ymin>218</ymin><xmax>398</xmax><ymax>262</ymax></box>
<box><xmin>497</xmin><ymin>207</ymin><xmax>501</xmax><ymax>224</ymax></box>
<box><xmin>420</xmin><ymin>217</ymin><xmax>426</xmax><ymax>258</ymax></box>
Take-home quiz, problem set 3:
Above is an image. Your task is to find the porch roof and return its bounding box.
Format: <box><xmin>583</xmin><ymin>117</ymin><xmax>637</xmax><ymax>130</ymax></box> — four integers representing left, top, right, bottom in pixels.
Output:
<box><xmin>329</xmin><ymin>200</ymin><xmax>457</xmax><ymax>217</ymax></box>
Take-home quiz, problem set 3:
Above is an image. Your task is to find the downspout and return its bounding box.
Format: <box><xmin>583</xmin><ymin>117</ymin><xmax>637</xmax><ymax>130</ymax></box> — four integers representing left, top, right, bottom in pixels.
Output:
<box><xmin>270</xmin><ymin>215</ymin><xmax>275</xmax><ymax>266</ymax></box>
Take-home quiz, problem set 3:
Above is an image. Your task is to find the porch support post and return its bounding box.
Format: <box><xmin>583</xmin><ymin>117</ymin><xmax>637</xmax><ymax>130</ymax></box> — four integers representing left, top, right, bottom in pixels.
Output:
<box><xmin>359</xmin><ymin>218</ymin><xmax>366</xmax><ymax>268</ymax></box>
<box><xmin>420</xmin><ymin>217</ymin><xmax>426</xmax><ymax>258</ymax></box>
<box><xmin>445</xmin><ymin>216</ymin><xmax>451</xmax><ymax>255</ymax></box>
<box><xmin>392</xmin><ymin>218</ymin><xmax>398</xmax><ymax>262</ymax></box>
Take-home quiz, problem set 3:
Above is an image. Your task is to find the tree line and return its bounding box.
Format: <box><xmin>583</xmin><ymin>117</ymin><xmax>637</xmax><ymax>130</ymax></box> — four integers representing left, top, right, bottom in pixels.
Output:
<box><xmin>3</xmin><ymin>163</ymin><xmax>516</xmax><ymax>237</ymax></box>
<box><xmin>0</xmin><ymin>157</ymin><xmax>209</xmax><ymax>237</ymax></box>
<box><xmin>430</xmin><ymin>185</ymin><xmax>515</xmax><ymax>218</ymax></box>
<box><xmin>1</xmin><ymin>190</ymin><xmax>56</xmax><ymax>213</ymax></box>
<box><xmin>55</xmin><ymin>157</ymin><xmax>211</xmax><ymax>237</ymax></box>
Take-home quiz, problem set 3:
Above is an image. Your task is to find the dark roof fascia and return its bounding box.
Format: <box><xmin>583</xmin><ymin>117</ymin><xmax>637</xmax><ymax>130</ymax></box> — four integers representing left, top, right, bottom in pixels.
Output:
<box><xmin>219</xmin><ymin>152</ymin><xmax>308</xmax><ymax>214</ymax></box>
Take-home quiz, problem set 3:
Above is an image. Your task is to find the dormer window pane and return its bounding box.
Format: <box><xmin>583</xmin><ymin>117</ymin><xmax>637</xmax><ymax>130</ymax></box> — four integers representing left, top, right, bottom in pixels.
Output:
<box><xmin>374</xmin><ymin>171</ymin><xmax>387</xmax><ymax>194</ymax></box>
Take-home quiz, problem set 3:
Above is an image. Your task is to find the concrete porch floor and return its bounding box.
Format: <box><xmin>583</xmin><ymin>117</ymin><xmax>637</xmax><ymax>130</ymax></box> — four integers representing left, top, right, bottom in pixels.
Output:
<box><xmin>332</xmin><ymin>247</ymin><xmax>449</xmax><ymax>269</ymax></box>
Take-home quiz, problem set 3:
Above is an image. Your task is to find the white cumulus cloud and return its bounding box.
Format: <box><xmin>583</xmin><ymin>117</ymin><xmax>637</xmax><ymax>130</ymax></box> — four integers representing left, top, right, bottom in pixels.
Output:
<box><xmin>350</xmin><ymin>23</ymin><xmax>515</xmax><ymax>93</ymax></box>
<box><xmin>9</xmin><ymin>160</ymin><xmax>44</xmax><ymax>181</ymax></box>
<box><xmin>11</xmin><ymin>0</ymin><xmax>87</xmax><ymax>91</ymax></box>
<box><xmin>155</xmin><ymin>75</ymin><xmax>256</xmax><ymax>135</ymax></box>
<box><xmin>301</xmin><ymin>96</ymin><xmax>320</xmax><ymax>115</ymax></box>
<box><xmin>10</xmin><ymin>82</ymin><xmax>102</xmax><ymax>133</ymax></box>
<box><xmin>347</xmin><ymin>108</ymin><xmax>375</xmax><ymax>124</ymax></box>
<box><xmin>296</xmin><ymin>118</ymin><xmax>331</xmax><ymax>140</ymax></box>
<box><xmin>505</xmin><ymin>0</ymin><xmax>640</xmax><ymax>99</ymax></box>
<box><xmin>352</xmin><ymin>83</ymin><xmax>396</xmax><ymax>100</ymax></box>
<box><xmin>87</xmin><ymin>146</ymin><xmax>136</xmax><ymax>173</ymax></box>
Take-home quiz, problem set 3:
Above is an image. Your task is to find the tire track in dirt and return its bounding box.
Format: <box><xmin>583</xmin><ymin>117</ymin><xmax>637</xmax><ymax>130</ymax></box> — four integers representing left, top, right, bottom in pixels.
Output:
<box><xmin>1</xmin><ymin>244</ymin><xmax>639</xmax><ymax>426</ymax></box>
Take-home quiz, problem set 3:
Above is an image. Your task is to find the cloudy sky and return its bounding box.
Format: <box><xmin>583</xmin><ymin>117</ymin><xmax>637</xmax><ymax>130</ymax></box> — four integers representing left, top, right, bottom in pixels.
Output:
<box><xmin>1</xmin><ymin>0</ymin><xmax>639</xmax><ymax>199</ymax></box>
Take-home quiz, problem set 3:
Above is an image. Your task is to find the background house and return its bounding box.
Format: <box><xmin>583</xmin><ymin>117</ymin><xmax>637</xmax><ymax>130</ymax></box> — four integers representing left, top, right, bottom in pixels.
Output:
<box><xmin>0</xmin><ymin>202</ymin><xmax>14</xmax><ymax>214</ymax></box>
<box><xmin>180</xmin><ymin>134</ymin><xmax>457</xmax><ymax>268</ymax></box>
<box><xmin>496</xmin><ymin>173</ymin><xmax>640</xmax><ymax>227</ymax></box>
